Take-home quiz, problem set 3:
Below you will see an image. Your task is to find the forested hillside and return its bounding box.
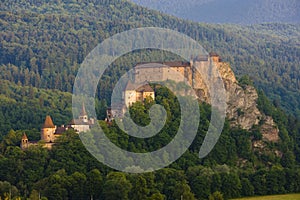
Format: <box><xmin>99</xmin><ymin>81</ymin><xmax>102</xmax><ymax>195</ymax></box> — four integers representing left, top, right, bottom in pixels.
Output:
<box><xmin>0</xmin><ymin>80</ymin><xmax>73</xmax><ymax>135</ymax></box>
<box><xmin>1</xmin><ymin>0</ymin><xmax>299</xmax><ymax>122</ymax></box>
<box><xmin>1</xmin><ymin>0</ymin><xmax>300</xmax><ymax>199</ymax></box>
<box><xmin>1</xmin><ymin>85</ymin><xmax>300</xmax><ymax>199</ymax></box>
<box><xmin>132</xmin><ymin>0</ymin><xmax>300</xmax><ymax>24</ymax></box>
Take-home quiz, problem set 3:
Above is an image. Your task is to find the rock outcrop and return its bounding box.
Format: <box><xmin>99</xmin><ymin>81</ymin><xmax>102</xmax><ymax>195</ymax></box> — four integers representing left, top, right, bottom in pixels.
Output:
<box><xmin>192</xmin><ymin>54</ymin><xmax>279</xmax><ymax>143</ymax></box>
<box><xmin>260</xmin><ymin>116</ymin><xmax>280</xmax><ymax>142</ymax></box>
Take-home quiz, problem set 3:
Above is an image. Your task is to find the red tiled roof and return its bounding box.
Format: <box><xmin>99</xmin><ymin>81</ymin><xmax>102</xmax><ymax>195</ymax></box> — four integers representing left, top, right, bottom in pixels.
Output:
<box><xmin>135</xmin><ymin>61</ymin><xmax>190</xmax><ymax>68</ymax></box>
<box><xmin>22</xmin><ymin>133</ymin><xmax>28</xmax><ymax>140</ymax></box>
<box><xmin>209</xmin><ymin>52</ymin><xmax>219</xmax><ymax>57</ymax></box>
<box><xmin>125</xmin><ymin>80</ymin><xmax>136</xmax><ymax>90</ymax></box>
<box><xmin>55</xmin><ymin>127</ymin><xmax>67</xmax><ymax>134</ymax></box>
<box><xmin>162</xmin><ymin>61</ymin><xmax>190</xmax><ymax>67</ymax></box>
<box><xmin>136</xmin><ymin>84</ymin><xmax>154</xmax><ymax>92</ymax></box>
<box><xmin>42</xmin><ymin>115</ymin><xmax>55</xmax><ymax>128</ymax></box>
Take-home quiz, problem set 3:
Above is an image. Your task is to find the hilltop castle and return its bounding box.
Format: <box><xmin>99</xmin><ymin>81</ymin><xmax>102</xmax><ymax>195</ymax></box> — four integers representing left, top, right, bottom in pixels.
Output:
<box><xmin>106</xmin><ymin>52</ymin><xmax>234</xmax><ymax>121</ymax></box>
<box><xmin>132</xmin><ymin>52</ymin><xmax>236</xmax><ymax>102</ymax></box>
<box><xmin>21</xmin><ymin>103</ymin><xmax>95</xmax><ymax>149</ymax></box>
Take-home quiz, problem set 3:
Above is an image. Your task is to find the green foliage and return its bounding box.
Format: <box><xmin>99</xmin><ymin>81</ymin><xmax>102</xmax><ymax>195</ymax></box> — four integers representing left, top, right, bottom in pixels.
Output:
<box><xmin>0</xmin><ymin>181</ymin><xmax>19</xmax><ymax>199</ymax></box>
<box><xmin>172</xmin><ymin>181</ymin><xmax>195</xmax><ymax>200</ymax></box>
<box><xmin>0</xmin><ymin>82</ymin><xmax>298</xmax><ymax>199</ymax></box>
<box><xmin>129</xmin><ymin>175</ymin><xmax>150</xmax><ymax>200</ymax></box>
<box><xmin>149</xmin><ymin>193</ymin><xmax>165</xmax><ymax>200</ymax></box>
<box><xmin>0</xmin><ymin>80</ymin><xmax>72</xmax><ymax>134</ymax></box>
<box><xmin>221</xmin><ymin>173</ymin><xmax>242</xmax><ymax>199</ymax></box>
<box><xmin>0</xmin><ymin>119</ymin><xmax>299</xmax><ymax>199</ymax></box>
<box><xmin>0</xmin><ymin>2</ymin><xmax>299</xmax><ymax>199</ymax></box>
<box><xmin>241</xmin><ymin>178</ymin><xmax>255</xmax><ymax>197</ymax></box>
<box><xmin>103</xmin><ymin>172</ymin><xmax>132</xmax><ymax>200</ymax></box>
<box><xmin>129</xmin><ymin>101</ymin><xmax>151</xmax><ymax>126</ymax></box>
<box><xmin>86</xmin><ymin>169</ymin><xmax>103</xmax><ymax>199</ymax></box>
<box><xmin>209</xmin><ymin>191</ymin><xmax>224</xmax><ymax>200</ymax></box>
<box><xmin>0</xmin><ymin>0</ymin><xmax>299</xmax><ymax>119</ymax></box>
<box><xmin>238</xmin><ymin>75</ymin><xmax>254</xmax><ymax>89</ymax></box>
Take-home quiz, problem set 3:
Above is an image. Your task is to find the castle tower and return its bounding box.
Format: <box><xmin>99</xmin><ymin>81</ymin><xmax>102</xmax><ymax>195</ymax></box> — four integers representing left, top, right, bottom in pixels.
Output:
<box><xmin>79</xmin><ymin>102</ymin><xmax>88</xmax><ymax>123</ymax></box>
<box><xmin>21</xmin><ymin>133</ymin><xmax>29</xmax><ymax>149</ymax></box>
<box><xmin>209</xmin><ymin>52</ymin><xmax>220</xmax><ymax>63</ymax></box>
<box><xmin>124</xmin><ymin>80</ymin><xmax>137</xmax><ymax>108</ymax></box>
<box><xmin>41</xmin><ymin>115</ymin><xmax>56</xmax><ymax>143</ymax></box>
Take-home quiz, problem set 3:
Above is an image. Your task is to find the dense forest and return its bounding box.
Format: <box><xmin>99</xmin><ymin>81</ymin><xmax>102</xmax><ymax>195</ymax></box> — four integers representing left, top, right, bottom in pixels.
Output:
<box><xmin>0</xmin><ymin>80</ymin><xmax>73</xmax><ymax>135</ymax></box>
<box><xmin>0</xmin><ymin>0</ymin><xmax>300</xmax><ymax>121</ymax></box>
<box><xmin>1</xmin><ymin>85</ymin><xmax>300</xmax><ymax>199</ymax></box>
<box><xmin>0</xmin><ymin>0</ymin><xmax>300</xmax><ymax>199</ymax></box>
<box><xmin>132</xmin><ymin>0</ymin><xmax>300</xmax><ymax>24</ymax></box>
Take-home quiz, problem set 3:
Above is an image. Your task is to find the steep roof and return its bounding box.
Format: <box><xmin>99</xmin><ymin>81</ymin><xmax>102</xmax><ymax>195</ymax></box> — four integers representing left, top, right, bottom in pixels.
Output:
<box><xmin>22</xmin><ymin>133</ymin><xmax>28</xmax><ymax>140</ymax></box>
<box><xmin>42</xmin><ymin>115</ymin><xmax>55</xmax><ymax>128</ymax></box>
<box><xmin>209</xmin><ymin>52</ymin><xmax>219</xmax><ymax>57</ymax></box>
<box><xmin>68</xmin><ymin>119</ymin><xmax>90</xmax><ymax>126</ymax></box>
<box><xmin>68</xmin><ymin>119</ymin><xmax>76</xmax><ymax>125</ymax></box>
<box><xmin>163</xmin><ymin>61</ymin><xmax>190</xmax><ymax>67</ymax></box>
<box><xmin>125</xmin><ymin>80</ymin><xmax>136</xmax><ymax>90</ymax></box>
<box><xmin>80</xmin><ymin>102</ymin><xmax>87</xmax><ymax>116</ymax></box>
<box><xmin>135</xmin><ymin>61</ymin><xmax>190</xmax><ymax>68</ymax></box>
<box><xmin>136</xmin><ymin>84</ymin><xmax>154</xmax><ymax>92</ymax></box>
<box><xmin>55</xmin><ymin>127</ymin><xmax>67</xmax><ymax>134</ymax></box>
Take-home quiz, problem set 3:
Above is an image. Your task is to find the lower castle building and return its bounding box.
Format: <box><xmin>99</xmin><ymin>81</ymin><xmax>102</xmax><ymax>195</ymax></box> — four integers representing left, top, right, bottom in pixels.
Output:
<box><xmin>106</xmin><ymin>81</ymin><xmax>155</xmax><ymax>122</ymax></box>
<box><xmin>124</xmin><ymin>81</ymin><xmax>155</xmax><ymax>108</ymax></box>
<box><xmin>21</xmin><ymin>103</ymin><xmax>95</xmax><ymax>149</ymax></box>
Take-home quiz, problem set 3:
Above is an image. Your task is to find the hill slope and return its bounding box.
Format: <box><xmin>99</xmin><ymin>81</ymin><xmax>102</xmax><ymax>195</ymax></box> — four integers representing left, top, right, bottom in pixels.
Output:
<box><xmin>0</xmin><ymin>1</ymin><xmax>300</xmax><ymax>199</ymax></box>
<box><xmin>131</xmin><ymin>0</ymin><xmax>300</xmax><ymax>24</ymax></box>
<box><xmin>0</xmin><ymin>0</ymin><xmax>299</xmax><ymax>118</ymax></box>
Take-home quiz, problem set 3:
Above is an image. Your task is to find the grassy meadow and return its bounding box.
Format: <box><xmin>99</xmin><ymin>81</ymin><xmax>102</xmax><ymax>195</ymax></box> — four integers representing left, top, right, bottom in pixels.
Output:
<box><xmin>232</xmin><ymin>194</ymin><xmax>300</xmax><ymax>200</ymax></box>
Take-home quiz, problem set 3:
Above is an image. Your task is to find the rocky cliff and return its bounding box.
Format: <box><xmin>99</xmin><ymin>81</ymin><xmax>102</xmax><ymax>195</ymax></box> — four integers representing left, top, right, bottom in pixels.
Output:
<box><xmin>192</xmin><ymin>55</ymin><xmax>279</xmax><ymax>143</ymax></box>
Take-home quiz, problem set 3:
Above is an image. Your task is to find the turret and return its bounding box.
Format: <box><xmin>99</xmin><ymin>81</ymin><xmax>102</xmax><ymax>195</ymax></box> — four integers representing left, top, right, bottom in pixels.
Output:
<box><xmin>41</xmin><ymin>115</ymin><xmax>56</xmax><ymax>142</ymax></box>
<box><xmin>124</xmin><ymin>80</ymin><xmax>137</xmax><ymax>108</ymax></box>
<box><xmin>209</xmin><ymin>52</ymin><xmax>221</xmax><ymax>63</ymax></box>
<box><xmin>79</xmin><ymin>102</ymin><xmax>88</xmax><ymax>123</ymax></box>
<box><xmin>21</xmin><ymin>133</ymin><xmax>29</xmax><ymax>149</ymax></box>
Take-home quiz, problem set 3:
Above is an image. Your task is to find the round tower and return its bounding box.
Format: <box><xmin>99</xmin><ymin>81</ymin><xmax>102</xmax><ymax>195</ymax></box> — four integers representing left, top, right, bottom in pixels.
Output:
<box><xmin>21</xmin><ymin>133</ymin><xmax>29</xmax><ymax>149</ymax></box>
<box><xmin>41</xmin><ymin>115</ymin><xmax>56</xmax><ymax>142</ymax></box>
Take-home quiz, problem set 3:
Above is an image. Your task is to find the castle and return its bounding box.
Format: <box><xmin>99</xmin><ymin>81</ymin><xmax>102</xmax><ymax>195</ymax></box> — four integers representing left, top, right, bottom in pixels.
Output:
<box><xmin>132</xmin><ymin>52</ymin><xmax>236</xmax><ymax>102</ymax></box>
<box><xmin>106</xmin><ymin>52</ymin><xmax>232</xmax><ymax>121</ymax></box>
<box><xmin>106</xmin><ymin>82</ymin><xmax>155</xmax><ymax>122</ymax></box>
<box><xmin>124</xmin><ymin>81</ymin><xmax>155</xmax><ymax>108</ymax></box>
<box><xmin>21</xmin><ymin>103</ymin><xmax>95</xmax><ymax>149</ymax></box>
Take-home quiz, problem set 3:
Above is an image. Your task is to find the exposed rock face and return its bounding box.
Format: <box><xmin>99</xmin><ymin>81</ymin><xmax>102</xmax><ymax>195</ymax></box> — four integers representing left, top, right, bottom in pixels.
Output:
<box><xmin>194</xmin><ymin>56</ymin><xmax>282</xmax><ymax>162</ymax></box>
<box><xmin>193</xmin><ymin>57</ymin><xmax>262</xmax><ymax>130</ymax></box>
<box><xmin>193</xmin><ymin>55</ymin><xmax>279</xmax><ymax>143</ymax></box>
<box><xmin>225</xmin><ymin>83</ymin><xmax>262</xmax><ymax>130</ymax></box>
<box><xmin>260</xmin><ymin>116</ymin><xmax>280</xmax><ymax>142</ymax></box>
